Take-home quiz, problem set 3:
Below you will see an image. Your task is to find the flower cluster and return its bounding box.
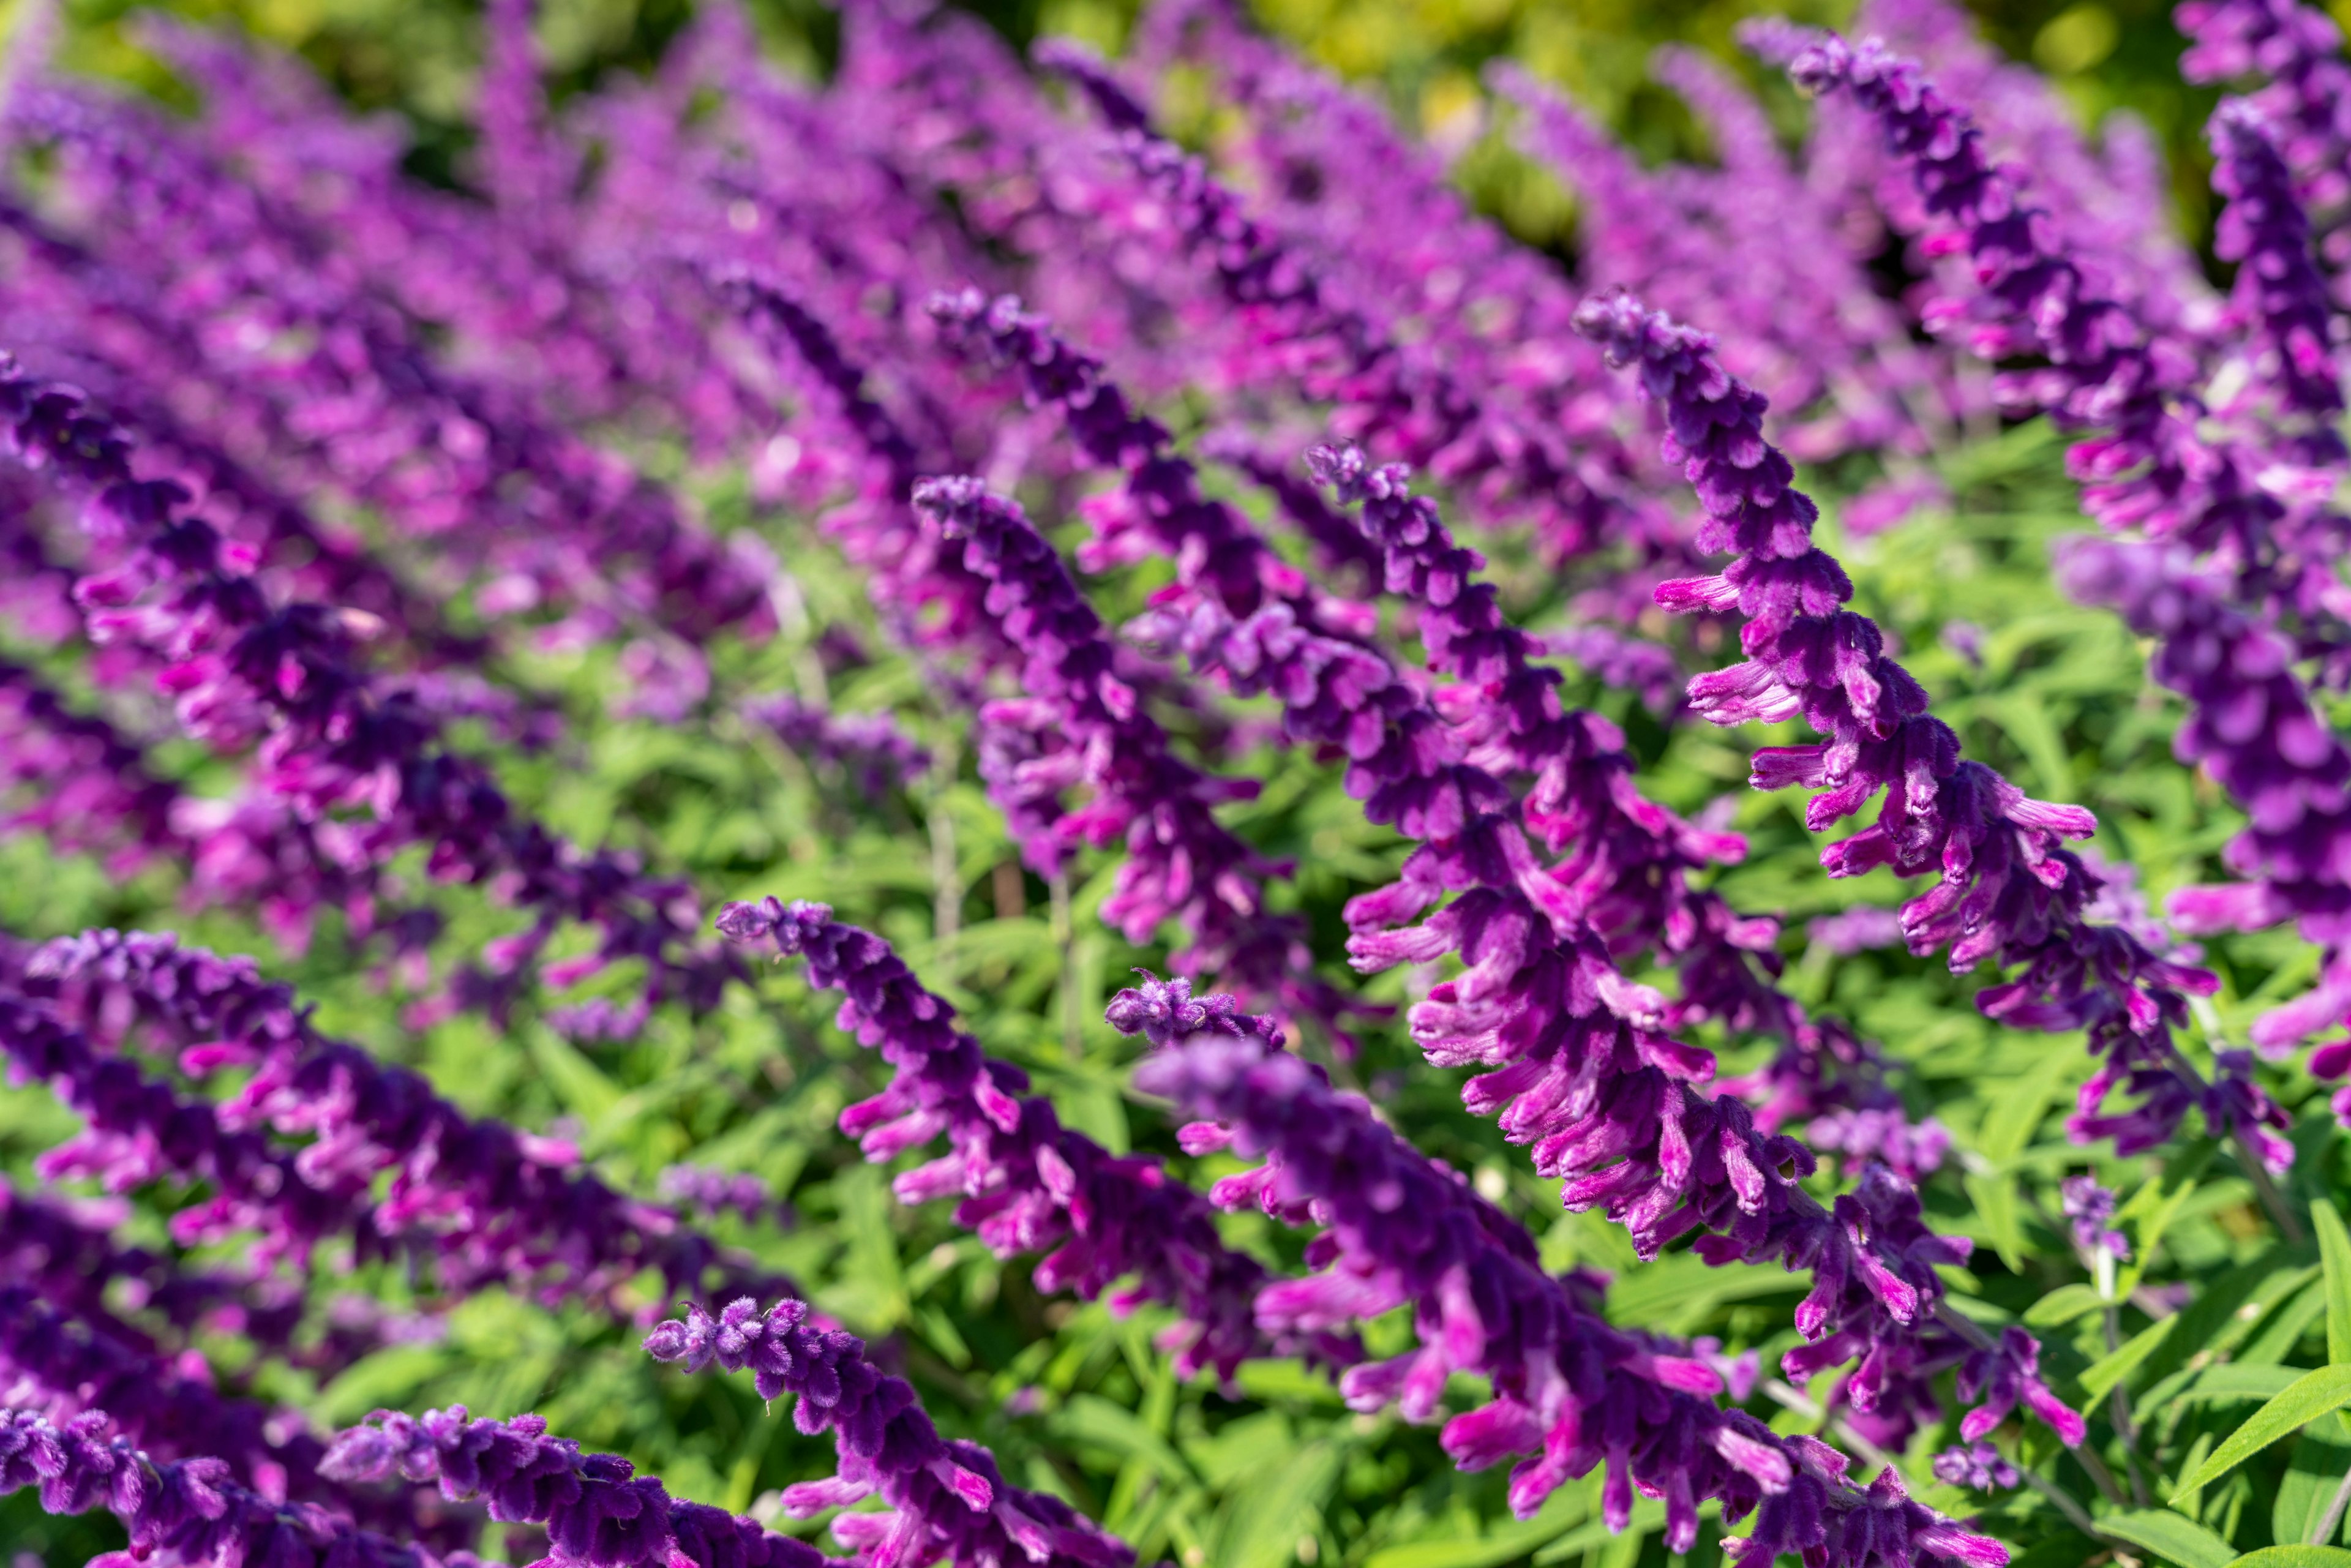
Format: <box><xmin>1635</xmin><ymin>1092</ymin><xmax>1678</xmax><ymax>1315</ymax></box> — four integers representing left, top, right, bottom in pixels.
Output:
<box><xmin>2</xmin><ymin>0</ymin><xmax>2344</xmax><ymax>1564</ymax></box>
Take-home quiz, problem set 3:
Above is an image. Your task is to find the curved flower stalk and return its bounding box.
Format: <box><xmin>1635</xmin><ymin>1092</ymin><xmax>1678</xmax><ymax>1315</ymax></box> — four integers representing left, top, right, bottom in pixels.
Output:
<box><xmin>1123</xmin><ymin>1017</ymin><xmax>2007</xmax><ymax>1567</ymax></box>
<box><xmin>910</xmin><ymin>474</ymin><xmax>1351</xmax><ymax>1029</ymax></box>
<box><xmin>2055</xmin><ymin>539</ymin><xmax>2351</xmax><ymax>1097</ymax></box>
<box><xmin>1030</xmin><ymin>42</ymin><xmax>1663</xmax><ymax>568</ymax></box>
<box><xmin>645</xmin><ymin>1297</ymin><xmax>1130</xmax><ymax>1568</ymax></box>
<box><xmin>714</xmin><ymin>896</ymin><xmax>1330</xmax><ymax>1378</ymax></box>
<box><xmin>1307</xmin><ymin>445</ymin><xmax>1949</xmax><ymax>1181</ymax></box>
<box><xmin>1127</xmin><ymin>0</ymin><xmax>1667</xmax><ymax>545</ymax></box>
<box><xmin>4</xmin><ymin>82</ymin><xmax>773</xmax><ymax>658</ymax></box>
<box><xmin>0</xmin><ymin>1283</ymin><xmax>478</xmax><ymax>1550</ymax></box>
<box><xmin>2178</xmin><ymin>0</ymin><xmax>2351</xmax><ymax>296</ymax></box>
<box><xmin>932</xmin><ymin>295</ymin><xmax>2017</xmax><ymax>1442</ymax></box>
<box><xmin>7</xmin><ymin>931</ymin><xmax>796</xmax><ymax>1310</ymax></box>
<box><xmin>1788</xmin><ymin>39</ymin><xmax>2350</xmax><ymax>673</ymax></box>
<box><xmin>2210</xmin><ymin>99</ymin><xmax>2347</xmax><ymax>462</ymax></box>
<box><xmin>0</xmin><ymin>659</ymin><xmax>182</xmax><ymax>876</ymax></box>
<box><xmin>1</xmin><ymin>1408</ymin><xmax>444</xmax><ymax>1568</ymax></box>
<box><xmin>323</xmin><ymin>1406</ymin><xmax>819</xmax><ymax>1568</ymax></box>
<box><xmin>1853</xmin><ymin>0</ymin><xmax>2216</xmax><ymax>340</ymax></box>
<box><xmin>0</xmin><ymin>358</ymin><xmax>740</xmax><ymax>1035</ymax></box>
<box><xmin>706</xmin><ymin>267</ymin><xmax>1004</xmax><ymax>664</ymax></box>
<box><xmin>1788</xmin><ymin>38</ymin><xmax>2351</xmax><ymax>1070</ymax></box>
<box><xmin>1570</xmin><ymin>291</ymin><xmax>2295</xmax><ymax>1172</ymax></box>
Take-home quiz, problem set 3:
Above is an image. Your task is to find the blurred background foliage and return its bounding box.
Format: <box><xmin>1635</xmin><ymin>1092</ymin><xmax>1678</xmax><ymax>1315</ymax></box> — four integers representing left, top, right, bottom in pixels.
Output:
<box><xmin>4</xmin><ymin>0</ymin><xmax>2344</xmax><ymax>1564</ymax></box>
<box><xmin>18</xmin><ymin>0</ymin><xmax>2268</xmax><ymax>243</ymax></box>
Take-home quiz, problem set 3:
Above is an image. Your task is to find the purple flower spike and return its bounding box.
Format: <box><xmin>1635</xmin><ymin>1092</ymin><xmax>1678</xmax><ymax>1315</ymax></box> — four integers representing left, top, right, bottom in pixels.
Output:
<box><xmin>323</xmin><ymin>1405</ymin><xmax>823</xmax><ymax>1568</ymax></box>
<box><xmin>1129</xmin><ymin>1029</ymin><xmax>2006</xmax><ymax>1568</ymax></box>
<box><xmin>2211</xmin><ymin>99</ymin><xmax>2346</xmax><ymax>459</ymax></box>
<box><xmin>6</xmin><ymin>931</ymin><xmax>792</xmax><ymax>1314</ymax></box>
<box><xmin>910</xmin><ymin>474</ymin><xmax>1348</xmax><ymax>1030</ymax></box>
<box><xmin>646</xmin><ymin>1297</ymin><xmax>1128</xmax><ymax>1568</ymax></box>
<box><xmin>2</xmin><ymin>1406</ymin><xmax>432</xmax><ymax>1568</ymax></box>
<box><xmin>1572</xmin><ymin>289</ymin><xmax>2246</xmax><ymax>1164</ymax></box>
<box><xmin>716</xmin><ymin>898</ymin><xmax>1333</xmax><ymax>1377</ymax></box>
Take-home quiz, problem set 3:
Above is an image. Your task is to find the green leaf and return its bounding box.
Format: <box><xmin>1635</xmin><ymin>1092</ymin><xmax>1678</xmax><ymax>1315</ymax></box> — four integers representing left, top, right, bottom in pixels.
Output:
<box><xmin>2026</xmin><ymin>1283</ymin><xmax>2108</xmax><ymax>1328</ymax></box>
<box><xmin>2314</xmin><ymin>1199</ymin><xmax>2351</xmax><ymax>1366</ymax></box>
<box><xmin>2273</xmin><ymin>1426</ymin><xmax>2351</xmax><ymax>1548</ymax></box>
<box><xmin>1209</xmin><ymin>1440</ymin><xmax>1340</xmax><ymax>1568</ymax></box>
<box><xmin>2117</xmin><ymin>1141</ymin><xmax>2218</xmax><ymax>1295</ymax></box>
<box><xmin>1361</xmin><ymin>1488</ymin><xmax>1589</xmax><ymax>1568</ymax></box>
<box><xmin>2173</xmin><ymin>1366</ymin><xmax>2351</xmax><ymax>1502</ymax></box>
<box><xmin>1965</xmin><ymin>1049</ymin><xmax>2075</xmax><ymax>1269</ymax></box>
<box><xmin>2226</xmin><ymin>1550</ymin><xmax>2351</xmax><ymax>1567</ymax></box>
<box><xmin>2099</xmin><ymin>1508</ymin><xmax>2237</xmax><ymax>1568</ymax></box>
<box><xmin>1052</xmin><ymin>1395</ymin><xmax>1194</xmax><ymax>1485</ymax></box>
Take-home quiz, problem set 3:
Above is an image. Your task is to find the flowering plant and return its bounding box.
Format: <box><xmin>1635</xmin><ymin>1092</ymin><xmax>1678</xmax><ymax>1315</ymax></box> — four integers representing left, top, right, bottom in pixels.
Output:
<box><xmin>1</xmin><ymin>0</ymin><xmax>2348</xmax><ymax>1564</ymax></box>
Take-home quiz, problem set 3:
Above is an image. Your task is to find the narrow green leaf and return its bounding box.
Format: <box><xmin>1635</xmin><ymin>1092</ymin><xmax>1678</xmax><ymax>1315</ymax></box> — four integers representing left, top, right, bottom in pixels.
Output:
<box><xmin>2081</xmin><ymin>1313</ymin><xmax>2177</xmax><ymax>1401</ymax></box>
<box><xmin>2314</xmin><ymin>1199</ymin><xmax>2351</xmax><ymax>1366</ymax></box>
<box><xmin>2099</xmin><ymin>1508</ymin><xmax>2237</xmax><ymax>1568</ymax></box>
<box><xmin>2026</xmin><ymin>1283</ymin><xmax>2108</xmax><ymax>1328</ymax></box>
<box><xmin>2173</xmin><ymin>1366</ymin><xmax>2351</xmax><ymax>1501</ymax></box>
<box><xmin>2117</xmin><ymin>1141</ymin><xmax>2216</xmax><ymax>1296</ymax></box>
<box><xmin>2273</xmin><ymin>1427</ymin><xmax>2351</xmax><ymax>1548</ymax></box>
<box><xmin>2226</xmin><ymin>1550</ymin><xmax>2351</xmax><ymax>1567</ymax></box>
<box><xmin>1210</xmin><ymin>1440</ymin><xmax>1340</xmax><ymax>1568</ymax></box>
<box><xmin>1052</xmin><ymin>1394</ymin><xmax>1194</xmax><ymax>1485</ymax></box>
<box><xmin>1360</xmin><ymin>1488</ymin><xmax>1588</xmax><ymax>1568</ymax></box>
<box><xmin>1979</xmin><ymin>1047</ymin><xmax>2077</xmax><ymax>1164</ymax></box>
<box><xmin>1967</xmin><ymin>1171</ymin><xmax>2025</xmax><ymax>1273</ymax></box>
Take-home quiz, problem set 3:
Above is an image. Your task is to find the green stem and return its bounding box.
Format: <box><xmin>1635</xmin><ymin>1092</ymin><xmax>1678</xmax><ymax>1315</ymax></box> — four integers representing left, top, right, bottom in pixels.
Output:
<box><xmin>1050</xmin><ymin>868</ymin><xmax>1081</xmax><ymax>1060</ymax></box>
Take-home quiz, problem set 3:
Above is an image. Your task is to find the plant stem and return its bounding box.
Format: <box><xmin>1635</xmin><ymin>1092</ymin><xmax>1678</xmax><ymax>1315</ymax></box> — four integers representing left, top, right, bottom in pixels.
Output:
<box><xmin>929</xmin><ymin>783</ymin><xmax>961</xmax><ymax>956</ymax></box>
<box><xmin>2075</xmin><ymin>1442</ymin><xmax>2128</xmax><ymax>1508</ymax></box>
<box><xmin>2312</xmin><ymin>1464</ymin><xmax>2351</xmax><ymax>1545</ymax></box>
<box><xmin>2104</xmin><ymin>1307</ymin><xmax>2150</xmax><ymax>1506</ymax></box>
<box><xmin>2014</xmin><ymin>1462</ymin><xmax>2107</xmax><ymax>1543</ymax></box>
<box><xmin>1758</xmin><ymin>1378</ymin><xmax>1895</xmax><ymax>1473</ymax></box>
<box><xmin>1049</xmin><ymin>868</ymin><xmax>1081</xmax><ymax>1060</ymax></box>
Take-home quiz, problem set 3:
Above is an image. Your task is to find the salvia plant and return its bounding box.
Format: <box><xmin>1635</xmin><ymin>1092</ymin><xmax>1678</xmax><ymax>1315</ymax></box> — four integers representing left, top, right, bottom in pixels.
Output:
<box><xmin>8</xmin><ymin>0</ymin><xmax>2351</xmax><ymax>1562</ymax></box>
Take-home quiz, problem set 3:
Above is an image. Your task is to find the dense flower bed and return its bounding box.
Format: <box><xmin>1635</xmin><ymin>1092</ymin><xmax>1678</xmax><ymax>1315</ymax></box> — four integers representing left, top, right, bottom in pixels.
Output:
<box><xmin>2</xmin><ymin>0</ymin><xmax>2350</xmax><ymax>1563</ymax></box>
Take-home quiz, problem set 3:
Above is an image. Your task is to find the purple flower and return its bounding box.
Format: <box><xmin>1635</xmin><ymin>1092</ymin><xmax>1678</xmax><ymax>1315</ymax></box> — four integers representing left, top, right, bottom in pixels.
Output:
<box><xmin>323</xmin><ymin>1405</ymin><xmax>823</xmax><ymax>1568</ymax></box>
<box><xmin>1932</xmin><ymin>1440</ymin><xmax>2019</xmax><ymax>1491</ymax></box>
<box><xmin>0</xmin><ymin>358</ymin><xmax>742</xmax><ymax>1037</ymax></box>
<box><xmin>1957</xmin><ymin>1328</ymin><xmax>2088</xmax><ymax>1446</ymax></box>
<box><xmin>2</xmin><ymin>1406</ymin><xmax>431</xmax><ymax>1568</ymax></box>
<box><xmin>2060</xmin><ymin>1177</ymin><xmax>2130</xmax><ymax>1260</ymax></box>
<box><xmin>644</xmin><ymin>1297</ymin><xmax>1129</xmax><ymax>1568</ymax></box>
<box><xmin>1127</xmin><ymin>1026</ymin><xmax>2005</xmax><ymax>1567</ymax></box>
<box><xmin>2211</xmin><ymin>99</ymin><xmax>2345</xmax><ymax>459</ymax></box>
<box><xmin>744</xmin><ymin>691</ymin><xmax>931</xmax><ymax>796</ymax></box>
<box><xmin>910</xmin><ymin>473</ymin><xmax>1351</xmax><ymax>1031</ymax></box>
<box><xmin>8</xmin><ymin>929</ymin><xmax>793</xmax><ymax>1312</ymax></box>
<box><xmin>1572</xmin><ymin>289</ymin><xmax>2235</xmax><ymax>1166</ymax></box>
<box><xmin>715</xmin><ymin>898</ymin><xmax>1324</xmax><ymax>1378</ymax></box>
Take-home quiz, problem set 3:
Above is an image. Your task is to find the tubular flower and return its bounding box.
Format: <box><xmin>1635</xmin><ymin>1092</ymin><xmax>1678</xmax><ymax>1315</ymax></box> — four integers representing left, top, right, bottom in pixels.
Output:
<box><xmin>644</xmin><ymin>1298</ymin><xmax>1129</xmax><ymax>1568</ymax></box>
<box><xmin>1572</xmin><ymin>290</ymin><xmax>2244</xmax><ymax>1165</ymax></box>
